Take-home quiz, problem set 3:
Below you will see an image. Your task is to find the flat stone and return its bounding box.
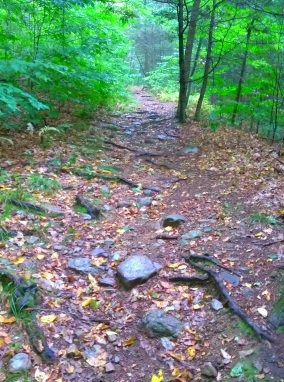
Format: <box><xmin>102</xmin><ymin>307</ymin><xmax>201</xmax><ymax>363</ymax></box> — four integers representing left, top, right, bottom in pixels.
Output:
<box><xmin>90</xmin><ymin>248</ymin><xmax>109</xmax><ymax>258</ymax></box>
<box><xmin>238</xmin><ymin>266</ymin><xmax>250</xmax><ymax>274</ymax></box>
<box><xmin>102</xmin><ymin>204</ymin><xmax>112</xmax><ymax>212</ymax></box>
<box><xmin>181</xmin><ymin>230</ymin><xmax>202</xmax><ymax>241</ymax></box>
<box><xmin>143</xmin><ymin>189</ymin><xmax>155</xmax><ymax>196</ymax></box>
<box><xmin>139</xmin><ymin>309</ymin><xmax>182</xmax><ymax>338</ymax></box>
<box><xmin>139</xmin><ymin>197</ymin><xmax>152</xmax><ymax>207</ymax></box>
<box><xmin>183</xmin><ymin>146</ymin><xmax>199</xmax><ymax>154</ymax></box>
<box><xmin>26</xmin><ymin>235</ymin><xmax>39</xmax><ymax>244</ymax></box>
<box><xmin>105</xmin><ymin>362</ymin><xmax>115</xmax><ymax>373</ymax></box>
<box><xmin>9</xmin><ymin>353</ymin><xmax>31</xmax><ymax>373</ymax></box>
<box><xmin>117</xmin><ymin>200</ymin><xmax>132</xmax><ymax>208</ymax></box>
<box><xmin>104</xmin><ymin>238</ymin><xmax>115</xmax><ymax>246</ymax></box>
<box><xmin>98</xmin><ymin>277</ymin><xmax>115</xmax><ymax>287</ymax></box>
<box><xmin>163</xmin><ymin>214</ymin><xmax>186</xmax><ymax>228</ymax></box>
<box><xmin>201</xmin><ymin>362</ymin><xmax>218</xmax><ymax>377</ymax></box>
<box><xmin>67</xmin><ymin>258</ymin><xmax>104</xmax><ymax>275</ymax></box>
<box><xmin>100</xmin><ymin>186</ymin><xmax>110</xmax><ymax>194</ymax></box>
<box><xmin>211</xmin><ymin>299</ymin><xmax>223</xmax><ymax>311</ymax></box>
<box><xmin>41</xmin><ymin>204</ymin><xmax>65</xmax><ymax>216</ymax></box>
<box><xmin>161</xmin><ymin>337</ymin><xmax>174</xmax><ymax>350</ymax></box>
<box><xmin>117</xmin><ymin>255</ymin><xmax>162</xmax><ymax>289</ymax></box>
<box><xmin>220</xmin><ymin>271</ymin><xmax>240</xmax><ymax>286</ymax></box>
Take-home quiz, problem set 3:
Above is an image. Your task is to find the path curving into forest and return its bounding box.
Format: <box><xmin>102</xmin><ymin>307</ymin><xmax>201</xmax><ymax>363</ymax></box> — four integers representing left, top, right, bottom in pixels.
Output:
<box><xmin>1</xmin><ymin>88</ymin><xmax>284</xmax><ymax>381</ymax></box>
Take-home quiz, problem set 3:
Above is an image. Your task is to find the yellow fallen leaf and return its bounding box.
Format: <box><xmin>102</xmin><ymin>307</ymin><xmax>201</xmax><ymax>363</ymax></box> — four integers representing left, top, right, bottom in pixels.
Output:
<box><xmin>117</xmin><ymin>229</ymin><xmax>125</xmax><ymax>235</ymax></box>
<box><xmin>36</xmin><ymin>254</ymin><xmax>45</xmax><ymax>260</ymax></box>
<box><xmin>245</xmin><ymin>283</ymin><xmax>252</xmax><ymax>288</ymax></box>
<box><xmin>82</xmin><ymin>298</ymin><xmax>92</xmax><ymax>307</ymax></box>
<box><xmin>0</xmin><ymin>316</ymin><xmax>16</xmax><ymax>324</ymax></box>
<box><xmin>40</xmin><ymin>314</ymin><xmax>57</xmax><ymax>323</ymax></box>
<box><xmin>168</xmin><ymin>262</ymin><xmax>184</xmax><ymax>269</ymax></box>
<box><xmin>51</xmin><ymin>252</ymin><xmax>58</xmax><ymax>259</ymax></box>
<box><xmin>13</xmin><ymin>257</ymin><xmax>26</xmax><ymax>265</ymax></box>
<box><xmin>164</xmin><ymin>226</ymin><xmax>173</xmax><ymax>232</ymax></box>
<box><xmin>255</xmin><ymin>232</ymin><xmax>264</xmax><ymax>237</ymax></box>
<box><xmin>41</xmin><ymin>272</ymin><xmax>54</xmax><ymax>280</ymax></box>
<box><xmin>123</xmin><ymin>337</ymin><xmax>136</xmax><ymax>346</ymax></box>
<box><xmin>88</xmin><ymin>273</ymin><xmax>99</xmax><ymax>291</ymax></box>
<box><xmin>193</xmin><ymin>304</ymin><xmax>201</xmax><ymax>310</ymax></box>
<box><xmin>186</xmin><ymin>346</ymin><xmax>196</xmax><ymax>360</ymax></box>
<box><xmin>151</xmin><ymin>369</ymin><xmax>163</xmax><ymax>382</ymax></box>
<box><xmin>168</xmin><ymin>351</ymin><xmax>185</xmax><ymax>362</ymax></box>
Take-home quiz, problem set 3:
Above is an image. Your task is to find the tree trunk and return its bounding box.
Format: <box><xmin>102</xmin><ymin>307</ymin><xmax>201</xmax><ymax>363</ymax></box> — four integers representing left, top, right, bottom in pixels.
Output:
<box><xmin>194</xmin><ymin>1</ymin><xmax>217</xmax><ymax>121</ymax></box>
<box><xmin>177</xmin><ymin>0</ymin><xmax>201</xmax><ymax>123</ymax></box>
<box><xmin>186</xmin><ymin>37</ymin><xmax>203</xmax><ymax>104</ymax></box>
<box><xmin>231</xmin><ymin>19</ymin><xmax>255</xmax><ymax>126</ymax></box>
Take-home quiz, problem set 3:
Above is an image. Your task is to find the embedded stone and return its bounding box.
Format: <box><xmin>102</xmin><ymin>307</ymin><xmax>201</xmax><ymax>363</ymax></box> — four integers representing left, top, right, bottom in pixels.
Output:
<box><xmin>67</xmin><ymin>258</ymin><xmax>104</xmax><ymax>275</ymax></box>
<box><xmin>163</xmin><ymin>214</ymin><xmax>186</xmax><ymax>228</ymax></box>
<box><xmin>9</xmin><ymin>353</ymin><xmax>31</xmax><ymax>373</ymax></box>
<box><xmin>139</xmin><ymin>309</ymin><xmax>182</xmax><ymax>338</ymax></box>
<box><xmin>117</xmin><ymin>255</ymin><xmax>162</xmax><ymax>289</ymax></box>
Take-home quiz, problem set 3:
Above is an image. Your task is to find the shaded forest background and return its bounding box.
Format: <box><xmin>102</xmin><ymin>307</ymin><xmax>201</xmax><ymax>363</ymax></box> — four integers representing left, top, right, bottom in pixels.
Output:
<box><xmin>0</xmin><ymin>0</ymin><xmax>284</xmax><ymax>142</ymax></box>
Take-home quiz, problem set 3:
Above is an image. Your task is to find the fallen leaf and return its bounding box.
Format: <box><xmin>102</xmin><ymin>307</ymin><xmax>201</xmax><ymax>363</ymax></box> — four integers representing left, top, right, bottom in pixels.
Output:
<box><xmin>221</xmin><ymin>348</ymin><xmax>232</xmax><ymax>359</ymax></box>
<box><xmin>257</xmin><ymin>307</ymin><xmax>268</xmax><ymax>318</ymax></box>
<box><xmin>0</xmin><ymin>316</ymin><xmax>16</xmax><ymax>324</ymax></box>
<box><xmin>168</xmin><ymin>351</ymin><xmax>185</xmax><ymax>362</ymax></box>
<box><xmin>123</xmin><ymin>337</ymin><xmax>136</xmax><ymax>346</ymax></box>
<box><xmin>13</xmin><ymin>257</ymin><xmax>26</xmax><ymax>265</ymax></box>
<box><xmin>186</xmin><ymin>346</ymin><xmax>196</xmax><ymax>360</ymax></box>
<box><xmin>34</xmin><ymin>368</ymin><xmax>49</xmax><ymax>382</ymax></box>
<box><xmin>40</xmin><ymin>314</ymin><xmax>57</xmax><ymax>323</ymax></box>
<box><xmin>151</xmin><ymin>369</ymin><xmax>163</xmax><ymax>382</ymax></box>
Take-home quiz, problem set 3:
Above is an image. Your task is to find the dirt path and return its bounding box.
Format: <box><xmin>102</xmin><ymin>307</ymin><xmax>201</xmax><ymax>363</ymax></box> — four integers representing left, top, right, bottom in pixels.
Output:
<box><xmin>1</xmin><ymin>89</ymin><xmax>284</xmax><ymax>381</ymax></box>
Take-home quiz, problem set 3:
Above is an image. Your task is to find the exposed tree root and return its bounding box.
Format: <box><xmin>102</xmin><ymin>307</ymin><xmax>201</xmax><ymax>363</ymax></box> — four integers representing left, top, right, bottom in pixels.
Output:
<box><xmin>75</xmin><ymin>194</ymin><xmax>101</xmax><ymax>219</ymax></box>
<box><xmin>9</xmin><ymin>199</ymin><xmax>47</xmax><ymax>213</ymax></box>
<box><xmin>170</xmin><ymin>254</ymin><xmax>274</xmax><ymax>343</ymax></box>
<box><xmin>104</xmin><ymin>139</ymin><xmax>139</xmax><ymax>153</ymax></box>
<box><xmin>155</xmin><ymin>234</ymin><xmax>179</xmax><ymax>240</ymax></box>
<box><xmin>0</xmin><ymin>270</ymin><xmax>56</xmax><ymax>362</ymax></box>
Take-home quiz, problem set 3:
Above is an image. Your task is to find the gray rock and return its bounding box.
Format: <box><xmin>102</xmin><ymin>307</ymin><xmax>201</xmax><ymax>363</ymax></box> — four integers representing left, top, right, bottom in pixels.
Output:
<box><xmin>203</xmin><ymin>226</ymin><xmax>213</xmax><ymax>233</ymax></box>
<box><xmin>220</xmin><ymin>271</ymin><xmax>240</xmax><ymax>287</ymax></box>
<box><xmin>102</xmin><ymin>204</ymin><xmax>112</xmax><ymax>212</ymax></box>
<box><xmin>100</xmin><ymin>185</ymin><xmax>110</xmax><ymax>194</ymax></box>
<box><xmin>114</xmin><ymin>356</ymin><xmax>120</xmax><ymax>364</ymax></box>
<box><xmin>201</xmin><ymin>362</ymin><xmax>218</xmax><ymax>377</ymax></box>
<box><xmin>242</xmin><ymin>287</ymin><xmax>254</xmax><ymax>299</ymax></box>
<box><xmin>139</xmin><ymin>309</ymin><xmax>182</xmax><ymax>338</ymax></box>
<box><xmin>181</xmin><ymin>230</ymin><xmax>202</xmax><ymax>240</ymax></box>
<box><xmin>41</xmin><ymin>204</ymin><xmax>65</xmax><ymax>216</ymax></box>
<box><xmin>178</xmin><ymin>238</ymin><xmax>189</xmax><ymax>247</ymax></box>
<box><xmin>98</xmin><ymin>277</ymin><xmax>115</xmax><ymax>287</ymax></box>
<box><xmin>133</xmin><ymin>122</ymin><xmax>141</xmax><ymax>126</ymax></box>
<box><xmin>90</xmin><ymin>248</ymin><xmax>108</xmax><ymax>257</ymax></box>
<box><xmin>117</xmin><ymin>255</ymin><xmax>162</xmax><ymax>289</ymax></box>
<box><xmin>67</xmin><ymin>258</ymin><xmax>104</xmax><ymax>275</ymax></box>
<box><xmin>105</xmin><ymin>362</ymin><xmax>115</xmax><ymax>373</ymax></box>
<box><xmin>238</xmin><ymin>266</ymin><xmax>250</xmax><ymax>274</ymax></box>
<box><xmin>143</xmin><ymin>189</ymin><xmax>155</xmax><ymax>196</ymax></box>
<box><xmin>161</xmin><ymin>337</ymin><xmax>174</xmax><ymax>350</ymax></box>
<box><xmin>163</xmin><ymin>214</ymin><xmax>186</xmax><ymax>228</ymax></box>
<box><xmin>117</xmin><ymin>200</ymin><xmax>132</xmax><ymax>208</ymax></box>
<box><xmin>104</xmin><ymin>238</ymin><xmax>115</xmax><ymax>246</ymax></box>
<box><xmin>26</xmin><ymin>235</ymin><xmax>39</xmax><ymax>244</ymax></box>
<box><xmin>211</xmin><ymin>299</ymin><xmax>223</xmax><ymax>311</ymax></box>
<box><xmin>107</xmin><ymin>331</ymin><xmax>117</xmax><ymax>343</ymax></box>
<box><xmin>269</xmin><ymin>303</ymin><xmax>284</xmax><ymax>329</ymax></box>
<box><xmin>139</xmin><ymin>197</ymin><xmax>152</xmax><ymax>207</ymax></box>
<box><xmin>81</xmin><ymin>213</ymin><xmax>92</xmax><ymax>220</ymax></box>
<box><xmin>9</xmin><ymin>353</ymin><xmax>31</xmax><ymax>373</ymax></box>
<box><xmin>183</xmin><ymin>146</ymin><xmax>199</xmax><ymax>154</ymax></box>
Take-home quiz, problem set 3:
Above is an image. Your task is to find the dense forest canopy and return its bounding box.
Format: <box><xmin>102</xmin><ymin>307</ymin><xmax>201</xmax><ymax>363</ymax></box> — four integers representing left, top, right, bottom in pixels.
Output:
<box><xmin>0</xmin><ymin>0</ymin><xmax>284</xmax><ymax>141</ymax></box>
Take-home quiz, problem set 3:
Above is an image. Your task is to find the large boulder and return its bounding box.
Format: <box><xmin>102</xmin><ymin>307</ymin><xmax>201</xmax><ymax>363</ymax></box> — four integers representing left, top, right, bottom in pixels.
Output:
<box><xmin>139</xmin><ymin>309</ymin><xmax>182</xmax><ymax>338</ymax></box>
<box><xmin>117</xmin><ymin>255</ymin><xmax>162</xmax><ymax>289</ymax></box>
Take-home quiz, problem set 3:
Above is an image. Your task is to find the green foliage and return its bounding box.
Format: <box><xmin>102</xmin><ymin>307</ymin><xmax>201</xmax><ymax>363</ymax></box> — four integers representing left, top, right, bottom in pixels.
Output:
<box><xmin>0</xmin><ymin>0</ymin><xmax>133</xmax><ymax>129</ymax></box>
<box><xmin>249</xmin><ymin>213</ymin><xmax>281</xmax><ymax>225</ymax></box>
<box><xmin>28</xmin><ymin>174</ymin><xmax>61</xmax><ymax>191</ymax></box>
<box><xmin>238</xmin><ymin>320</ymin><xmax>255</xmax><ymax>338</ymax></box>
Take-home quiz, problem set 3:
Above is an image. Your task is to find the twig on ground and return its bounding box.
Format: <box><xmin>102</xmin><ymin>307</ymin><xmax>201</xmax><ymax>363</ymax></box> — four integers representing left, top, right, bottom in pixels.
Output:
<box><xmin>155</xmin><ymin>234</ymin><xmax>179</xmax><ymax>240</ymax></box>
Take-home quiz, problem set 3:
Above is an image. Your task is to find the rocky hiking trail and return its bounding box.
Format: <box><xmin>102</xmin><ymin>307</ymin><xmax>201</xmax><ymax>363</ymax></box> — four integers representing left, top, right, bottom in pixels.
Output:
<box><xmin>1</xmin><ymin>88</ymin><xmax>284</xmax><ymax>381</ymax></box>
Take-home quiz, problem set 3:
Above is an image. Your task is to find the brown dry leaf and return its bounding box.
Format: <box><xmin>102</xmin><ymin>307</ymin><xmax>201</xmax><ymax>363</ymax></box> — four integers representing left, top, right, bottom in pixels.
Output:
<box><xmin>172</xmin><ymin>368</ymin><xmax>193</xmax><ymax>381</ymax></box>
<box><xmin>123</xmin><ymin>337</ymin><xmax>136</xmax><ymax>347</ymax></box>
<box><xmin>13</xmin><ymin>257</ymin><xmax>26</xmax><ymax>265</ymax></box>
<box><xmin>221</xmin><ymin>348</ymin><xmax>231</xmax><ymax>359</ymax></box>
<box><xmin>0</xmin><ymin>316</ymin><xmax>16</xmax><ymax>324</ymax></box>
<box><xmin>257</xmin><ymin>307</ymin><xmax>268</xmax><ymax>318</ymax></box>
<box><xmin>168</xmin><ymin>351</ymin><xmax>185</xmax><ymax>362</ymax></box>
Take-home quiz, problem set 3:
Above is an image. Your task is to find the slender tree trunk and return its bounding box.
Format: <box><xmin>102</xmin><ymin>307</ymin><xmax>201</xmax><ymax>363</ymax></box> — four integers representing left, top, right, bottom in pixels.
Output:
<box><xmin>194</xmin><ymin>1</ymin><xmax>217</xmax><ymax>121</ymax></box>
<box><xmin>231</xmin><ymin>19</ymin><xmax>255</xmax><ymax>126</ymax></box>
<box><xmin>177</xmin><ymin>0</ymin><xmax>201</xmax><ymax>123</ymax></box>
<box><xmin>186</xmin><ymin>37</ymin><xmax>203</xmax><ymax>104</ymax></box>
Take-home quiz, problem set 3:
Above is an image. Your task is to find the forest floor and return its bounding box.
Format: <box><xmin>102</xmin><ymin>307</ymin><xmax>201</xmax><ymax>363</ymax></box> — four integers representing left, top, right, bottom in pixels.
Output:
<box><xmin>1</xmin><ymin>88</ymin><xmax>284</xmax><ymax>382</ymax></box>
